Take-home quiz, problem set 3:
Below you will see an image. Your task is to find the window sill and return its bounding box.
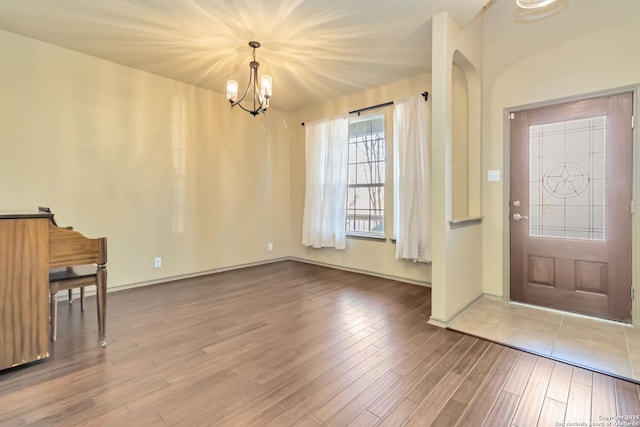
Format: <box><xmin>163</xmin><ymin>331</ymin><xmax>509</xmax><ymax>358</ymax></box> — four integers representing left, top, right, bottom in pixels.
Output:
<box><xmin>346</xmin><ymin>232</ymin><xmax>386</xmax><ymax>242</ymax></box>
<box><xmin>449</xmin><ymin>216</ymin><xmax>483</xmax><ymax>229</ymax></box>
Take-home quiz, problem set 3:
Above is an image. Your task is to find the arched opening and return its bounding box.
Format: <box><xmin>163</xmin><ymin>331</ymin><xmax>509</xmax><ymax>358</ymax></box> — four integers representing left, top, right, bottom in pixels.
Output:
<box><xmin>451</xmin><ymin>50</ymin><xmax>482</xmax><ymax>219</ymax></box>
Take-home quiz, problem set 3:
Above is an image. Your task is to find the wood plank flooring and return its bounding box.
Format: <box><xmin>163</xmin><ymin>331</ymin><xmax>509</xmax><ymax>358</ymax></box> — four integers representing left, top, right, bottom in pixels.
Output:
<box><xmin>1</xmin><ymin>261</ymin><xmax>638</xmax><ymax>426</ymax></box>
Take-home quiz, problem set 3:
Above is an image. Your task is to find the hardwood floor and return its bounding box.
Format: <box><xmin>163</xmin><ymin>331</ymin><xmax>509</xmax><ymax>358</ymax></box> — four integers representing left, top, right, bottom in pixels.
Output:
<box><xmin>1</xmin><ymin>261</ymin><xmax>638</xmax><ymax>426</ymax></box>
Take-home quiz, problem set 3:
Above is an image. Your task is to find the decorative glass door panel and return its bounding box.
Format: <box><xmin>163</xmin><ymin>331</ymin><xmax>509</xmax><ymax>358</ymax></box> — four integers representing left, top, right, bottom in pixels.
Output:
<box><xmin>529</xmin><ymin>116</ymin><xmax>606</xmax><ymax>241</ymax></box>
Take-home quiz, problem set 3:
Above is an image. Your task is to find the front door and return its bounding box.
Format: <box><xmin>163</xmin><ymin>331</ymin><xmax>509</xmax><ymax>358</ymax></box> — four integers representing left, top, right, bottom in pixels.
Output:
<box><xmin>510</xmin><ymin>92</ymin><xmax>633</xmax><ymax>323</ymax></box>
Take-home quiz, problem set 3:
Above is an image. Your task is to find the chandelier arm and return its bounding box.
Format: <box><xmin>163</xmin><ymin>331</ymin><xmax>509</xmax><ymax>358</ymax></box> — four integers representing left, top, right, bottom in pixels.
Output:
<box><xmin>252</xmin><ymin>48</ymin><xmax>258</xmax><ymax>112</ymax></box>
<box><xmin>230</xmin><ymin>66</ymin><xmax>254</xmax><ymax>108</ymax></box>
<box><xmin>239</xmin><ymin>62</ymin><xmax>266</xmax><ymax>115</ymax></box>
<box><xmin>232</xmin><ymin>88</ymin><xmax>267</xmax><ymax>115</ymax></box>
<box><xmin>235</xmin><ymin>100</ymin><xmax>264</xmax><ymax>116</ymax></box>
<box><xmin>232</xmin><ymin>68</ymin><xmax>266</xmax><ymax>114</ymax></box>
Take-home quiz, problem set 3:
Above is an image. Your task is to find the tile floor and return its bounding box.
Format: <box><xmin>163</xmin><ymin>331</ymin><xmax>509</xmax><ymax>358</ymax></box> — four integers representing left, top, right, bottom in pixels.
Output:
<box><xmin>448</xmin><ymin>296</ymin><xmax>640</xmax><ymax>383</ymax></box>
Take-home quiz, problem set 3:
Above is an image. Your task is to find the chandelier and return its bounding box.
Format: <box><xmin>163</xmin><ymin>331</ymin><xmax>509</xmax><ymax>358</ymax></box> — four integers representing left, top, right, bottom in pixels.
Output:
<box><xmin>516</xmin><ymin>0</ymin><xmax>558</xmax><ymax>8</ymax></box>
<box><xmin>226</xmin><ymin>41</ymin><xmax>272</xmax><ymax>116</ymax></box>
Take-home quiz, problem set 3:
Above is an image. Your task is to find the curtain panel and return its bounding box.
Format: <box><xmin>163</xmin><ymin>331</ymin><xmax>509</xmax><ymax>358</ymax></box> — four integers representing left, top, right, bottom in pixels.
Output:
<box><xmin>302</xmin><ymin>115</ymin><xmax>349</xmax><ymax>249</ymax></box>
<box><xmin>394</xmin><ymin>95</ymin><xmax>431</xmax><ymax>261</ymax></box>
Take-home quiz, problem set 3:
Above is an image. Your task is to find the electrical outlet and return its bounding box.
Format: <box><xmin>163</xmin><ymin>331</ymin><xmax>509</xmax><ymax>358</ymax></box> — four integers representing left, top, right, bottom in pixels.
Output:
<box><xmin>268</xmin><ymin>243</ymin><xmax>273</xmax><ymax>251</ymax></box>
<box><xmin>154</xmin><ymin>257</ymin><xmax>162</xmax><ymax>268</ymax></box>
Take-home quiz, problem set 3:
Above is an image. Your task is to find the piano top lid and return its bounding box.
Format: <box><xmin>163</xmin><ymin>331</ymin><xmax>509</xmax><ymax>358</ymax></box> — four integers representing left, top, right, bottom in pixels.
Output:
<box><xmin>0</xmin><ymin>211</ymin><xmax>54</xmax><ymax>220</ymax></box>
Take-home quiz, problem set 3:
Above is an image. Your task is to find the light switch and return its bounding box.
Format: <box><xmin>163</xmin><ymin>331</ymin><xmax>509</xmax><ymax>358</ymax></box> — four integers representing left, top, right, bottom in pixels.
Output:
<box><xmin>487</xmin><ymin>170</ymin><xmax>501</xmax><ymax>182</ymax></box>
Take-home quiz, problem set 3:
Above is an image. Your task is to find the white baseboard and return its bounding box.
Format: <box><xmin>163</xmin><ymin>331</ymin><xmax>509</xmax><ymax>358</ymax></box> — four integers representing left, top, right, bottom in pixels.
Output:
<box><xmin>58</xmin><ymin>257</ymin><xmax>291</xmax><ymax>299</ymax></box>
<box><xmin>428</xmin><ymin>293</ymin><xmax>495</xmax><ymax>329</ymax></box>
<box><xmin>288</xmin><ymin>257</ymin><xmax>431</xmax><ymax>288</ymax></box>
<box><xmin>427</xmin><ymin>317</ymin><xmax>447</xmax><ymax>328</ymax></box>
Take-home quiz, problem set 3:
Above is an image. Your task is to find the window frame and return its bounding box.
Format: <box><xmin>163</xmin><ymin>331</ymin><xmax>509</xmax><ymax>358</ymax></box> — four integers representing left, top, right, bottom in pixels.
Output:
<box><xmin>346</xmin><ymin>112</ymin><xmax>387</xmax><ymax>238</ymax></box>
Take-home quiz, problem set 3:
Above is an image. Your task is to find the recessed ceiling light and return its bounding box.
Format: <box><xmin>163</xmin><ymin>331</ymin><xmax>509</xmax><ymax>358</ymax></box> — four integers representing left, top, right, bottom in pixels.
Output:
<box><xmin>516</xmin><ymin>0</ymin><xmax>559</xmax><ymax>9</ymax></box>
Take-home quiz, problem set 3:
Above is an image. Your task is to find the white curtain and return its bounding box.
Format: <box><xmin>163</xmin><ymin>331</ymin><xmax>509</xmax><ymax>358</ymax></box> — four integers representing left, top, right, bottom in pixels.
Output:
<box><xmin>302</xmin><ymin>115</ymin><xmax>349</xmax><ymax>249</ymax></box>
<box><xmin>394</xmin><ymin>95</ymin><xmax>431</xmax><ymax>261</ymax></box>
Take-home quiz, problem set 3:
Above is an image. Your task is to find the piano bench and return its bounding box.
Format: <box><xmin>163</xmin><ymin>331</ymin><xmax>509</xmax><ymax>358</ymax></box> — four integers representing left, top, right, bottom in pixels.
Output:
<box><xmin>49</xmin><ymin>265</ymin><xmax>97</xmax><ymax>312</ymax></box>
<box><xmin>49</xmin><ymin>264</ymin><xmax>106</xmax><ymax>344</ymax></box>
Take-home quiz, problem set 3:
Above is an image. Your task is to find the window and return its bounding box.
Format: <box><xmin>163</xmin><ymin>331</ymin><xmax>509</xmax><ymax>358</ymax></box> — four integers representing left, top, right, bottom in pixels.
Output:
<box><xmin>346</xmin><ymin>113</ymin><xmax>386</xmax><ymax>236</ymax></box>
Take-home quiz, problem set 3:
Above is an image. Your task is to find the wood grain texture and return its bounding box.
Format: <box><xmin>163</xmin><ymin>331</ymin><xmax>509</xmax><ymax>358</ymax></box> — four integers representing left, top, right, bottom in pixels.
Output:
<box><xmin>0</xmin><ymin>218</ymin><xmax>49</xmax><ymax>370</ymax></box>
<box><xmin>0</xmin><ymin>261</ymin><xmax>637</xmax><ymax>426</ymax></box>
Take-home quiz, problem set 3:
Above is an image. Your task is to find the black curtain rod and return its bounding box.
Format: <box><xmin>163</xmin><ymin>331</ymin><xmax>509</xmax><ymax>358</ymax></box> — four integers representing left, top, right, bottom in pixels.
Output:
<box><xmin>301</xmin><ymin>91</ymin><xmax>428</xmax><ymax>126</ymax></box>
<box><xmin>349</xmin><ymin>91</ymin><xmax>429</xmax><ymax>115</ymax></box>
<box><xmin>349</xmin><ymin>101</ymin><xmax>393</xmax><ymax>115</ymax></box>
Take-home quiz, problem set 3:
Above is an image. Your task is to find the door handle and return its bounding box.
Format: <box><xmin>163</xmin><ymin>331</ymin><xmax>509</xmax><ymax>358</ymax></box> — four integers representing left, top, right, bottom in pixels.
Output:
<box><xmin>512</xmin><ymin>213</ymin><xmax>529</xmax><ymax>221</ymax></box>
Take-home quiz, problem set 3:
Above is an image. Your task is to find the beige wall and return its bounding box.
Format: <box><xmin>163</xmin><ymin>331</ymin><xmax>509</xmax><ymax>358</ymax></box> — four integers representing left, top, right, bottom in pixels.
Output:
<box><xmin>289</xmin><ymin>74</ymin><xmax>432</xmax><ymax>285</ymax></box>
<box><xmin>0</xmin><ymin>29</ymin><xmax>293</xmax><ymax>290</ymax></box>
<box><xmin>482</xmin><ymin>0</ymin><xmax>640</xmax><ymax>318</ymax></box>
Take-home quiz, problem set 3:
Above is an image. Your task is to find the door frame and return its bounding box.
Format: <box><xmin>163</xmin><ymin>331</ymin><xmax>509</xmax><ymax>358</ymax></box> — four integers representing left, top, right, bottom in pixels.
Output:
<box><xmin>502</xmin><ymin>85</ymin><xmax>639</xmax><ymax>325</ymax></box>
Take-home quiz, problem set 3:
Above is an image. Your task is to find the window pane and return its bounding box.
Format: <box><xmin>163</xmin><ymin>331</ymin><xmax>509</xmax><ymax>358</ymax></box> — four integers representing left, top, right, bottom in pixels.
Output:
<box><xmin>348</xmin><ymin>164</ymin><xmax>357</xmax><ymax>185</ymax></box>
<box><xmin>356</xmin><ymin>142</ymin><xmax>368</xmax><ymax>164</ymax></box>
<box><xmin>347</xmin><ymin>187</ymin><xmax>357</xmax><ymax>209</ymax></box>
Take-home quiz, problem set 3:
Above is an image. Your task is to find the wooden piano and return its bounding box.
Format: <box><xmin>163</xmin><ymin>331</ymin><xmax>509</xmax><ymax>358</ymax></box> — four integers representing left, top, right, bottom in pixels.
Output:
<box><xmin>0</xmin><ymin>211</ymin><xmax>107</xmax><ymax>372</ymax></box>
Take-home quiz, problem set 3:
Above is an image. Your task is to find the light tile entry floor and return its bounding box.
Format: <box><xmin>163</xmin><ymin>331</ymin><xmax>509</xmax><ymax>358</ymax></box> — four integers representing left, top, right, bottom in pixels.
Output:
<box><xmin>448</xmin><ymin>296</ymin><xmax>640</xmax><ymax>383</ymax></box>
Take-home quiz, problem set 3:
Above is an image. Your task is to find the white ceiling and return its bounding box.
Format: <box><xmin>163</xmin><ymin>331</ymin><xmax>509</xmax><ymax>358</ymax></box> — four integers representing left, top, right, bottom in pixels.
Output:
<box><xmin>0</xmin><ymin>0</ymin><xmax>491</xmax><ymax>112</ymax></box>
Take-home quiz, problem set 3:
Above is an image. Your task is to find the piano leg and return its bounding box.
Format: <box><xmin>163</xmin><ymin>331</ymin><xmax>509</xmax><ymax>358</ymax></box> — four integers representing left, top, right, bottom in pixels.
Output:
<box><xmin>50</xmin><ymin>292</ymin><xmax>58</xmax><ymax>342</ymax></box>
<box><xmin>96</xmin><ymin>267</ymin><xmax>107</xmax><ymax>347</ymax></box>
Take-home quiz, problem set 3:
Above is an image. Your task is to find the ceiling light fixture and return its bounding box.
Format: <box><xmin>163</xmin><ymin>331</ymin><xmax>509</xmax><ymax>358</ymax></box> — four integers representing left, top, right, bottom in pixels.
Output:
<box><xmin>226</xmin><ymin>41</ymin><xmax>272</xmax><ymax>116</ymax></box>
<box><xmin>516</xmin><ymin>0</ymin><xmax>559</xmax><ymax>8</ymax></box>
